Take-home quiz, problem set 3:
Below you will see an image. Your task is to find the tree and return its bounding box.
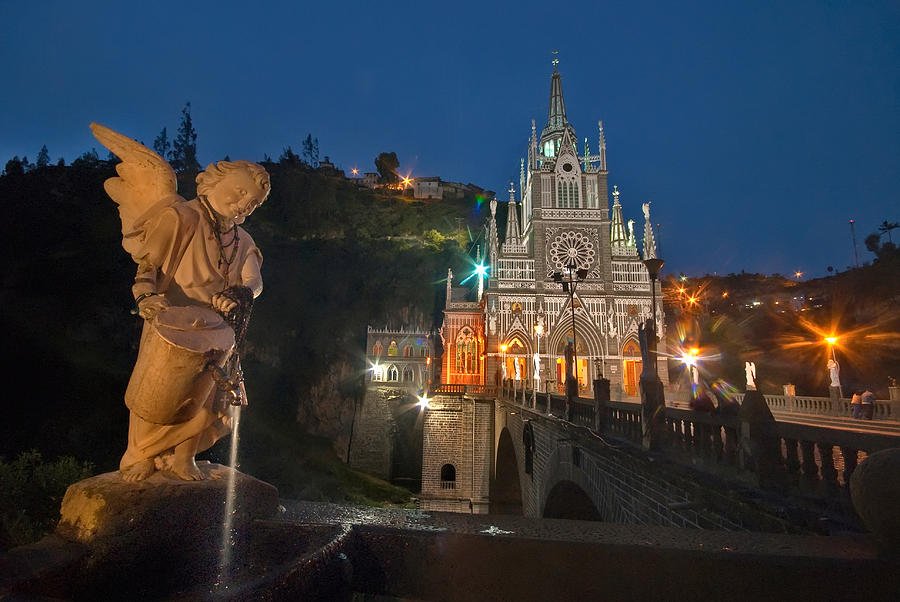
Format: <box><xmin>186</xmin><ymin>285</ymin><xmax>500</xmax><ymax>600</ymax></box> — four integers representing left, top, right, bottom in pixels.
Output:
<box><xmin>375</xmin><ymin>152</ymin><xmax>400</xmax><ymax>185</ymax></box>
<box><xmin>302</xmin><ymin>134</ymin><xmax>319</xmax><ymax>167</ymax></box>
<box><xmin>171</xmin><ymin>102</ymin><xmax>200</xmax><ymax>174</ymax></box>
<box><xmin>3</xmin><ymin>156</ymin><xmax>25</xmax><ymax>177</ymax></box>
<box><xmin>35</xmin><ymin>145</ymin><xmax>50</xmax><ymax>168</ymax></box>
<box><xmin>878</xmin><ymin>220</ymin><xmax>899</xmax><ymax>243</ymax></box>
<box><xmin>279</xmin><ymin>146</ymin><xmax>302</xmax><ymax>166</ymax></box>
<box><xmin>153</xmin><ymin>127</ymin><xmax>171</xmax><ymax>159</ymax></box>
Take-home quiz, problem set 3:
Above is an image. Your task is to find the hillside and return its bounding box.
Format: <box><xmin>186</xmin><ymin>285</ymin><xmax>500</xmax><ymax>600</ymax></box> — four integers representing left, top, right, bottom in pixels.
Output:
<box><xmin>1</xmin><ymin>159</ymin><xmax>488</xmax><ymax>504</ymax></box>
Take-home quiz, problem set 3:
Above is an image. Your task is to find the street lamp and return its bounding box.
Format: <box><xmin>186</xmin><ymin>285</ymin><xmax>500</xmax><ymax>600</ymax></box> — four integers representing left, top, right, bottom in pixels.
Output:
<box><xmin>552</xmin><ymin>260</ymin><xmax>588</xmax><ymax>405</ymax></box>
<box><xmin>500</xmin><ymin>343</ymin><xmax>508</xmax><ymax>396</ymax></box>
<box><xmin>641</xmin><ymin>257</ymin><xmax>665</xmax><ymax>376</ymax></box>
<box><xmin>533</xmin><ymin>323</ymin><xmax>543</xmax><ymax>408</ymax></box>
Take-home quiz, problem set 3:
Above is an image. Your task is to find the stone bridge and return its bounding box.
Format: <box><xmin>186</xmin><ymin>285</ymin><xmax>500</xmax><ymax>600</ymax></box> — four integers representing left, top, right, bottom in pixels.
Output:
<box><xmin>419</xmin><ymin>384</ymin><xmax>900</xmax><ymax>534</ymax></box>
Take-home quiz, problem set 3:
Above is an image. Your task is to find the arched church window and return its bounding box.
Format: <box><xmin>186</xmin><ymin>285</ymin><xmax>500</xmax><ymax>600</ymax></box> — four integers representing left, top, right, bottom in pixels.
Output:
<box><xmin>403</xmin><ymin>345</ymin><xmax>413</xmax><ymax>357</ymax></box>
<box><xmin>403</xmin><ymin>366</ymin><xmax>414</xmax><ymax>382</ymax></box>
<box><xmin>388</xmin><ymin>365</ymin><xmax>399</xmax><ymax>381</ymax></box>
<box><xmin>420</xmin><ymin>346</ymin><xmax>427</xmax><ymax>357</ymax></box>
<box><xmin>388</xmin><ymin>341</ymin><xmax>399</xmax><ymax>356</ymax></box>
<box><xmin>372</xmin><ymin>340</ymin><xmax>384</xmax><ymax>357</ymax></box>
<box><xmin>455</xmin><ymin>327</ymin><xmax>478</xmax><ymax>374</ymax></box>
<box><xmin>440</xmin><ymin>464</ymin><xmax>457</xmax><ymax>489</ymax></box>
<box><xmin>372</xmin><ymin>365</ymin><xmax>384</xmax><ymax>381</ymax></box>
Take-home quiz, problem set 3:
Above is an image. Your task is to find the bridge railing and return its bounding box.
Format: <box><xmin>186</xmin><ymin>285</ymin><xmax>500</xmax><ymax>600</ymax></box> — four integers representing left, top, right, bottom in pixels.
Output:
<box><xmin>495</xmin><ymin>385</ymin><xmax>898</xmax><ymax>508</ymax></box>
<box><xmin>430</xmin><ymin>384</ymin><xmax>499</xmax><ymax>397</ymax></box>
<box><xmin>668</xmin><ymin>390</ymin><xmax>897</xmax><ymax>421</ymax></box>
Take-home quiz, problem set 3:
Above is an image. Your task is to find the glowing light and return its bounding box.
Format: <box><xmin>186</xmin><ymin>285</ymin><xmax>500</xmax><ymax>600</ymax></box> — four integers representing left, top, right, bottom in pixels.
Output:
<box><xmin>416</xmin><ymin>394</ymin><xmax>430</xmax><ymax>409</ymax></box>
<box><xmin>825</xmin><ymin>336</ymin><xmax>838</xmax><ymax>346</ymax></box>
<box><xmin>534</xmin><ymin>323</ymin><xmax>543</xmax><ymax>336</ymax></box>
<box><xmin>474</xmin><ymin>262</ymin><xmax>487</xmax><ymax>278</ymax></box>
<box><xmin>500</xmin><ymin>344</ymin><xmax>508</xmax><ymax>353</ymax></box>
<box><xmin>721</xmin><ymin>291</ymin><xmax>729</xmax><ymax>298</ymax></box>
<box><xmin>794</xmin><ymin>270</ymin><xmax>803</xmax><ymax>279</ymax></box>
<box><xmin>351</xmin><ymin>167</ymin><xmax>359</xmax><ymax>176</ymax></box>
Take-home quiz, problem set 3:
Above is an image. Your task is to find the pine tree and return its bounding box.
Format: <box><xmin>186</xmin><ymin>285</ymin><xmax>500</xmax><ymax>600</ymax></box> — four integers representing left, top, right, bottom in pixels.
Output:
<box><xmin>171</xmin><ymin>102</ymin><xmax>200</xmax><ymax>174</ymax></box>
<box><xmin>302</xmin><ymin>134</ymin><xmax>319</xmax><ymax>167</ymax></box>
<box><xmin>279</xmin><ymin>146</ymin><xmax>301</xmax><ymax>166</ymax></box>
<box><xmin>153</xmin><ymin>127</ymin><xmax>171</xmax><ymax>159</ymax></box>
<box><xmin>35</xmin><ymin>145</ymin><xmax>50</xmax><ymax>168</ymax></box>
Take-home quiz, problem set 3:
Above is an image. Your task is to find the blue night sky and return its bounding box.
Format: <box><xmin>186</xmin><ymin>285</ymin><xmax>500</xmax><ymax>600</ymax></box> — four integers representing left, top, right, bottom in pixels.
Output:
<box><xmin>2</xmin><ymin>1</ymin><xmax>898</xmax><ymax>278</ymax></box>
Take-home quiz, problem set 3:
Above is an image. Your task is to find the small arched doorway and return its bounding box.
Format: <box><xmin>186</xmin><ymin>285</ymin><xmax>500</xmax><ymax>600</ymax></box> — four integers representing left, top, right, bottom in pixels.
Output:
<box><xmin>622</xmin><ymin>339</ymin><xmax>642</xmax><ymax>397</ymax></box>
<box><xmin>491</xmin><ymin>428</ymin><xmax>523</xmax><ymax>515</ymax></box>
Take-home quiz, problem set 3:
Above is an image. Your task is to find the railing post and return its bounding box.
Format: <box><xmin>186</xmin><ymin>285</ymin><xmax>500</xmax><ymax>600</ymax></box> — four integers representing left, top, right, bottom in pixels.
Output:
<box><xmin>593</xmin><ymin>378</ymin><xmax>610</xmax><ymax>432</ymax></box>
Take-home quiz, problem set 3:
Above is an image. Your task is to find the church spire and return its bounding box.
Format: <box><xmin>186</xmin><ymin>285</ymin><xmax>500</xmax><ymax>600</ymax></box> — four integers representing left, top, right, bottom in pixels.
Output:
<box><xmin>487</xmin><ymin>197</ymin><xmax>499</xmax><ymax>276</ymax></box>
<box><xmin>546</xmin><ymin>51</ymin><xmax>567</xmax><ymax>132</ymax></box>
<box><xmin>503</xmin><ymin>182</ymin><xmax>521</xmax><ymax>248</ymax></box>
<box><xmin>598</xmin><ymin>120</ymin><xmax>607</xmax><ymax>171</ymax></box>
<box><xmin>609</xmin><ymin>185</ymin><xmax>627</xmax><ymax>245</ymax></box>
<box><xmin>642</xmin><ymin>201</ymin><xmax>658</xmax><ymax>260</ymax></box>
<box><xmin>445</xmin><ymin>267</ymin><xmax>453</xmax><ymax>305</ymax></box>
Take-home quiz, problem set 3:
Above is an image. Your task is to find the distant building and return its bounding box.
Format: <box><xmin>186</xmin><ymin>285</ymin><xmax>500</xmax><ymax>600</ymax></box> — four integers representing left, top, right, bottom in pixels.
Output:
<box><xmin>413</xmin><ymin>177</ymin><xmax>442</xmax><ymax>200</ymax></box>
<box><xmin>347</xmin><ymin>326</ymin><xmax>435</xmax><ymax>488</ymax></box>
<box><xmin>317</xmin><ymin>156</ymin><xmax>344</xmax><ymax>178</ymax></box>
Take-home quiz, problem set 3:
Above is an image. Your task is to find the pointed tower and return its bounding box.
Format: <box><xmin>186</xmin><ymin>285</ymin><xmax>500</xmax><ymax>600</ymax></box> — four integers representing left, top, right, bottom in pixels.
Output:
<box><xmin>610</xmin><ymin>185</ymin><xmax>629</xmax><ymax>253</ymax></box>
<box><xmin>539</xmin><ymin>54</ymin><xmax>577</xmax><ymax>162</ymax></box>
<box><xmin>445</xmin><ymin>267</ymin><xmax>453</xmax><ymax>305</ymax></box>
<box><xmin>502</xmin><ymin>182</ymin><xmax>523</xmax><ymax>253</ymax></box>
<box><xmin>642</xmin><ymin>201</ymin><xmax>657</xmax><ymax>260</ymax></box>
<box><xmin>487</xmin><ymin>197</ymin><xmax>499</xmax><ymax>276</ymax></box>
<box><xmin>598</xmin><ymin>120</ymin><xmax>607</xmax><ymax>172</ymax></box>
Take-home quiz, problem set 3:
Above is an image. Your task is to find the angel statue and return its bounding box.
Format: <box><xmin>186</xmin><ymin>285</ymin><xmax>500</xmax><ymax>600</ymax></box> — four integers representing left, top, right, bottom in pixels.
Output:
<box><xmin>90</xmin><ymin>122</ymin><xmax>271</xmax><ymax>482</ymax></box>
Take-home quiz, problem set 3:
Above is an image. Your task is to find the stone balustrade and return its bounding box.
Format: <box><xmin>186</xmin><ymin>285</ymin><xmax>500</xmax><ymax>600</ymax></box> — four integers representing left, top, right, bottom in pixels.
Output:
<box><xmin>492</xmin><ymin>385</ymin><xmax>900</xmax><ymax>510</ymax></box>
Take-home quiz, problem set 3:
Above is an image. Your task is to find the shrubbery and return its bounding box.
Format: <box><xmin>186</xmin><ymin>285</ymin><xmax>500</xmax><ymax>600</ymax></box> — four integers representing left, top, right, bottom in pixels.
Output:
<box><xmin>0</xmin><ymin>450</ymin><xmax>94</xmax><ymax>551</ymax></box>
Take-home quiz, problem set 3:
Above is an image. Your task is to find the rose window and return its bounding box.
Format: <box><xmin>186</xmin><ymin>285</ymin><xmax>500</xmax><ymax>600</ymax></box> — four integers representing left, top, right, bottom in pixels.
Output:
<box><xmin>549</xmin><ymin>230</ymin><xmax>595</xmax><ymax>270</ymax></box>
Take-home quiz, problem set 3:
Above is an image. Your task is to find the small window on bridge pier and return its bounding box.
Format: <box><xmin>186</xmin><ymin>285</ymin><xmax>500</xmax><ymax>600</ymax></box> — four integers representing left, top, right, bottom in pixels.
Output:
<box><xmin>440</xmin><ymin>464</ymin><xmax>457</xmax><ymax>489</ymax></box>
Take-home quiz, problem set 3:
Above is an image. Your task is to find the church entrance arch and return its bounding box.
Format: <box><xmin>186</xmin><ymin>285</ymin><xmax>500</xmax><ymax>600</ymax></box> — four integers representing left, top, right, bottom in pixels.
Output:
<box><xmin>622</xmin><ymin>338</ymin><xmax>642</xmax><ymax>397</ymax></box>
<box><xmin>546</xmin><ymin>306</ymin><xmax>604</xmax><ymax>395</ymax></box>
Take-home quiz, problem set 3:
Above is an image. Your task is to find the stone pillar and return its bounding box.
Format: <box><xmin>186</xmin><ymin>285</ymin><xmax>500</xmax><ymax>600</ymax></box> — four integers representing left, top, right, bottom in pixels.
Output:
<box><xmin>829</xmin><ymin>386</ymin><xmax>842</xmax><ymax>417</ymax></box>
<box><xmin>593</xmin><ymin>378</ymin><xmax>610</xmax><ymax>431</ymax></box>
<box><xmin>640</xmin><ymin>376</ymin><xmax>666</xmax><ymax>451</ymax></box>
<box><xmin>888</xmin><ymin>386</ymin><xmax>900</xmax><ymax>420</ymax></box>
<box><xmin>739</xmin><ymin>389</ymin><xmax>786</xmax><ymax>490</ymax></box>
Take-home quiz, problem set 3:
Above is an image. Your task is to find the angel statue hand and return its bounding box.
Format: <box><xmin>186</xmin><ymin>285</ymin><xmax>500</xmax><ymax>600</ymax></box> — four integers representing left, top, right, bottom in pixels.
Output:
<box><xmin>137</xmin><ymin>293</ymin><xmax>170</xmax><ymax>320</ymax></box>
<box><xmin>211</xmin><ymin>292</ymin><xmax>238</xmax><ymax>317</ymax></box>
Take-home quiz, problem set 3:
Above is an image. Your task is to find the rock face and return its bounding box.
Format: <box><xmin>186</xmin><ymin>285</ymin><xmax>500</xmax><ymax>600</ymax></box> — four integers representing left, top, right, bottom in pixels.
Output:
<box><xmin>53</xmin><ymin>463</ymin><xmax>279</xmax><ymax>598</ymax></box>
<box><xmin>850</xmin><ymin>447</ymin><xmax>900</xmax><ymax>555</ymax></box>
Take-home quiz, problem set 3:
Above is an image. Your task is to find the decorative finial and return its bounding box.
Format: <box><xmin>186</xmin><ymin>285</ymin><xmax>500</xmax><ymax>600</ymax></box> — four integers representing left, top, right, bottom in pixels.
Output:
<box><xmin>612</xmin><ymin>185</ymin><xmax>619</xmax><ymax>201</ymax></box>
<box><xmin>508</xmin><ymin>181</ymin><xmax>516</xmax><ymax>202</ymax></box>
<box><xmin>551</xmin><ymin>50</ymin><xmax>559</xmax><ymax>70</ymax></box>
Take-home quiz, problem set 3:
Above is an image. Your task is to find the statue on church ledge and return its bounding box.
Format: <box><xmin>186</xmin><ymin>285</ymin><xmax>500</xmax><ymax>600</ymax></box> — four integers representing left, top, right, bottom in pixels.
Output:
<box><xmin>90</xmin><ymin>122</ymin><xmax>271</xmax><ymax>481</ymax></box>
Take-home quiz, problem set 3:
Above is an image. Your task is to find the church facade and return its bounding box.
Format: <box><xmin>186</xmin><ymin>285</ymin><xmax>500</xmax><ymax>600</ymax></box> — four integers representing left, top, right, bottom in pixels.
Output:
<box><xmin>439</xmin><ymin>61</ymin><xmax>668</xmax><ymax>399</ymax></box>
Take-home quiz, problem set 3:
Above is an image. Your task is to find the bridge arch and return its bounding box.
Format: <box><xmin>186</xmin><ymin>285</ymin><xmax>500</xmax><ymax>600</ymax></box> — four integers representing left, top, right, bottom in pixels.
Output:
<box><xmin>539</xmin><ymin>444</ymin><xmax>605</xmax><ymax>521</ymax></box>
<box><xmin>543</xmin><ymin>480</ymin><xmax>602</xmax><ymax>520</ymax></box>
<box><xmin>491</xmin><ymin>427</ymin><xmax>523</xmax><ymax>515</ymax></box>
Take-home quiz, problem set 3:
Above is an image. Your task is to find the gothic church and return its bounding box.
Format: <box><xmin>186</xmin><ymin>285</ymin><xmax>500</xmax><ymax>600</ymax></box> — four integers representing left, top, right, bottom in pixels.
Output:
<box><xmin>440</xmin><ymin>60</ymin><xmax>668</xmax><ymax>398</ymax></box>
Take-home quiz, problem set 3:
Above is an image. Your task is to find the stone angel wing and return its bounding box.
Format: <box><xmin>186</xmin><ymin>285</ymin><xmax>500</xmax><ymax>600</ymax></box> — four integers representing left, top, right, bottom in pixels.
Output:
<box><xmin>89</xmin><ymin>122</ymin><xmax>186</xmax><ymax>259</ymax></box>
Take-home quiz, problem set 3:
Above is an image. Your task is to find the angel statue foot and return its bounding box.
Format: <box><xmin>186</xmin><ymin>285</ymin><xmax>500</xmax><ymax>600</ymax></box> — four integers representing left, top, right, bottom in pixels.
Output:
<box><xmin>121</xmin><ymin>459</ymin><xmax>156</xmax><ymax>482</ymax></box>
<box><xmin>172</xmin><ymin>437</ymin><xmax>204</xmax><ymax>481</ymax></box>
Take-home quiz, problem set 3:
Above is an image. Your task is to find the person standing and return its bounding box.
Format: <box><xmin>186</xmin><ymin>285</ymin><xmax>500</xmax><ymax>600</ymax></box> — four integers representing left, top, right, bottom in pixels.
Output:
<box><xmin>860</xmin><ymin>389</ymin><xmax>876</xmax><ymax>420</ymax></box>
<box><xmin>850</xmin><ymin>391</ymin><xmax>862</xmax><ymax>419</ymax></box>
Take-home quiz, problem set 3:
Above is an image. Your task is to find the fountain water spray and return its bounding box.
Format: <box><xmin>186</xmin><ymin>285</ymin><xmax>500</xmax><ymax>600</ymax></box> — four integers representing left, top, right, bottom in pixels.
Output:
<box><xmin>215</xmin><ymin>405</ymin><xmax>242</xmax><ymax>589</ymax></box>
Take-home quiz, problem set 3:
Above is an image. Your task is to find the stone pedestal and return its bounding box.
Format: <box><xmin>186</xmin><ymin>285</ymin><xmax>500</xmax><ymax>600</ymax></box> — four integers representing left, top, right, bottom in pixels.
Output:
<box><xmin>51</xmin><ymin>463</ymin><xmax>279</xmax><ymax>597</ymax></box>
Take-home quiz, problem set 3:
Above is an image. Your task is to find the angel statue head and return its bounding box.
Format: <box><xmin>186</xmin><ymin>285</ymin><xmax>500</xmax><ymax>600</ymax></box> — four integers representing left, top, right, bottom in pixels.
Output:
<box><xmin>197</xmin><ymin>160</ymin><xmax>271</xmax><ymax>225</ymax></box>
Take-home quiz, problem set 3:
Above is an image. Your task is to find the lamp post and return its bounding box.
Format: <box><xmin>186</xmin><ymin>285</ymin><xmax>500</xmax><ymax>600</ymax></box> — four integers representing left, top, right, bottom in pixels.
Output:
<box><xmin>553</xmin><ymin>260</ymin><xmax>588</xmax><ymax>416</ymax></box>
<box><xmin>500</xmin><ymin>343</ymin><xmax>508</xmax><ymax>397</ymax></box>
<box><xmin>641</xmin><ymin>257</ymin><xmax>665</xmax><ymax>376</ymax></box>
<box><xmin>533</xmin><ymin>323</ymin><xmax>543</xmax><ymax>408</ymax></box>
